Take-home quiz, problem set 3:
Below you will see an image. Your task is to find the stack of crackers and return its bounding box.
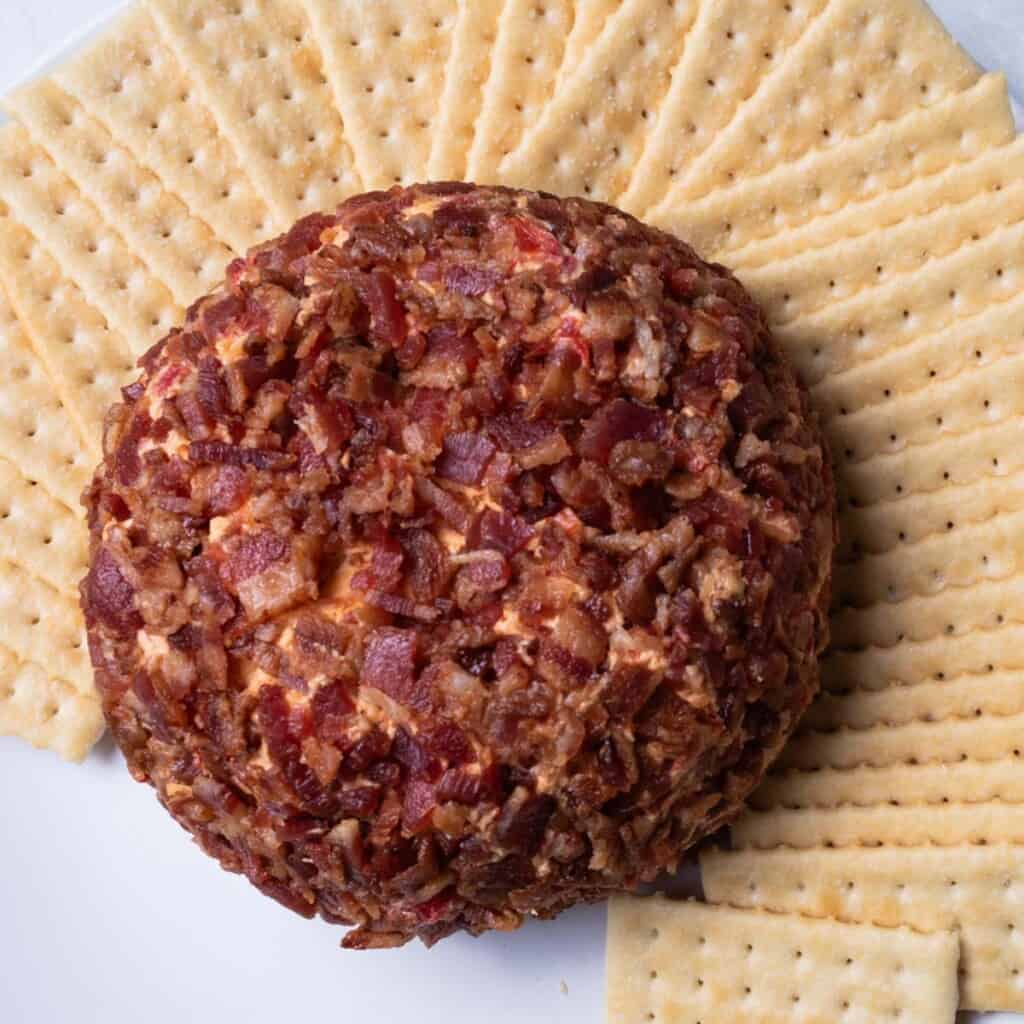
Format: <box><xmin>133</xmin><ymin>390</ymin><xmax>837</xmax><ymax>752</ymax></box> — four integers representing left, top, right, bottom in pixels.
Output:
<box><xmin>0</xmin><ymin>0</ymin><xmax>1022</xmax><ymax>1016</ymax></box>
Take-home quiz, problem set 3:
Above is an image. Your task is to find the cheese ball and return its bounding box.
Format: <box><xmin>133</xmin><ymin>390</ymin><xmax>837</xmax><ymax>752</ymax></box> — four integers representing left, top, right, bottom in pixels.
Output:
<box><xmin>82</xmin><ymin>183</ymin><xmax>835</xmax><ymax>948</ymax></box>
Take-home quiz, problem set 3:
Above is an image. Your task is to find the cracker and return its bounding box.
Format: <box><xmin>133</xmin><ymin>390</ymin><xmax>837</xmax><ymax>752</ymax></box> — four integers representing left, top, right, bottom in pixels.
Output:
<box><xmin>700</xmin><ymin>844</ymin><xmax>1024</xmax><ymax>1011</ymax></box>
<box><xmin>3</xmin><ymin>77</ymin><xmax>233</xmax><ymax>306</ymax></box>
<box><xmin>834</xmin><ymin>507</ymin><xmax>1024</xmax><ymax>609</ymax></box>
<box><xmin>752</xmin><ymin>758</ymin><xmax>1024</xmax><ymax>812</ymax></box>
<box><xmin>777</xmin><ymin>218</ymin><xmax>1024</xmax><ymax>388</ymax></box>
<box><xmin>739</xmin><ymin>176</ymin><xmax>1024</xmax><ymax>326</ymax></box>
<box><xmin>774</xmin><ymin>712</ymin><xmax>1024</xmax><ymax>773</ymax></box>
<box><xmin>0</xmin><ymin>283</ymin><xmax>93</xmax><ymax>510</ymax></box>
<box><xmin>427</xmin><ymin>1</ymin><xmax>502</xmax><ymax>180</ymax></box>
<box><xmin>801</xmin><ymin>668</ymin><xmax>1024</xmax><ymax>733</ymax></box>
<box><xmin>148</xmin><ymin>0</ymin><xmax>360</xmax><ymax>225</ymax></box>
<box><xmin>496</xmin><ymin>0</ymin><xmax>700</xmax><ymax>201</ymax></box>
<box><xmin>0</xmin><ymin>458</ymin><xmax>87</xmax><ymax>598</ymax></box>
<box><xmin>0</xmin><ymin>645</ymin><xmax>103</xmax><ymax>763</ymax></box>
<box><xmin>0</xmin><ymin>122</ymin><xmax>181</xmax><ymax>349</ymax></box>
<box><xmin>54</xmin><ymin>5</ymin><xmax>273</xmax><ymax>254</ymax></box>
<box><xmin>648</xmin><ymin>72</ymin><xmax>1013</xmax><ymax>257</ymax></box>
<box><xmin>822</xmin><ymin>621</ymin><xmax>1024</xmax><ymax>696</ymax></box>
<box><xmin>730</xmin><ymin>801</ymin><xmax>1024</xmax><ymax>850</ymax></box>
<box><xmin>607</xmin><ymin>896</ymin><xmax>959</xmax><ymax>1024</ymax></box>
<box><xmin>619</xmin><ymin>0</ymin><xmax>829</xmax><ymax>216</ymax></box>
<box><xmin>0</xmin><ymin>202</ymin><xmax>133</xmax><ymax>446</ymax></box>
<box><xmin>555</xmin><ymin>0</ymin><xmax>619</xmax><ymax>89</ymax></box>
<box><xmin>735</xmin><ymin>134</ymin><xmax>1024</xmax><ymax>269</ymax></box>
<box><xmin>812</xmin><ymin>286</ymin><xmax>1024</xmax><ymax>423</ymax></box>
<box><xmin>303</xmin><ymin>0</ymin><xmax>456</xmax><ymax>188</ymax></box>
<box><xmin>0</xmin><ymin>558</ymin><xmax>89</xmax><ymax>696</ymax></box>
<box><xmin>650</xmin><ymin>0</ymin><xmax>979</xmax><ymax>212</ymax></box>
<box><xmin>465</xmin><ymin>0</ymin><xmax>576</xmax><ymax>185</ymax></box>
<box><xmin>837</xmin><ymin>467</ymin><xmax>1024</xmax><ymax>564</ymax></box>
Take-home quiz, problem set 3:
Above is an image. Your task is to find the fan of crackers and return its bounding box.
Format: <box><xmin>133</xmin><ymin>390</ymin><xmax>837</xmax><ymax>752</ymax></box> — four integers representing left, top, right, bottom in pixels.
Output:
<box><xmin>1</xmin><ymin>0</ymin><xmax>1022</xmax><ymax>1016</ymax></box>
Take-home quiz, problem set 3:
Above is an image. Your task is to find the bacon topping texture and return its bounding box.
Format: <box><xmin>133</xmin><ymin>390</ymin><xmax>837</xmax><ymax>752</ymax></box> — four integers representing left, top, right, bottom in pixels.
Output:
<box><xmin>82</xmin><ymin>184</ymin><xmax>835</xmax><ymax>949</ymax></box>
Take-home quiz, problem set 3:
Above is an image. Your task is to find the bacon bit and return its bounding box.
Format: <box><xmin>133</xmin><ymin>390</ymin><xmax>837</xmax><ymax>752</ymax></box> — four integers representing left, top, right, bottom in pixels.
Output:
<box><xmin>199</xmin><ymin>294</ymin><xmax>245</xmax><ymax>341</ymax></box>
<box><xmin>414</xmin><ymin>477</ymin><xmax>471</xmax><ymax>532</ymax></box>
<box><xmin>362</xmin><ymin>628</ymin><xmax>418</xmax><ymax>704</ymax></box>
<box><xmin>402</xmin><ymin>779</ymin><xmax>437</xmax><ymax>833</ymax></box>
<box><xmin>402</xmin><ymin>529</ymin><xmax>449</xmax><ymax>602</ymax></box>
<box><xmin>444</xmin><ymin>263</ymin><xmax>501</xmax><ymax>297</ymax></box>
<box><xmin>218</xmin><ymin>531</ymin><xmax>289</xmax><ymax>584</ymax></box>
<box><xmin>364</xmin><ymin>590</ymin><xmax>440</xmax><ymax>623</ymax></box>
<box><xmin>517</xmin><ymin>431</ymin><xmax>571</xmax><ymax>470</ymax></box>
<box><xmin>189</xmin><ymin>439</ymin><xmax>295</xmax><ymax>471</ymax></box>
<box><xmin>362</xmin><ymin>269</ymin><xmax>407</xmax><ymax>348</ymax></box>
<box><xmin>337</xmin><ymin>785</ymin><xmax>382</xmax><ymax>819</ymax></box>
<box><xmin>510</xmin><ymin>216</ymin><xmax>562</xmax><ymax>260</ymax></box>
<box><xmin>207</xmin><ymin>465</ymin><xmax>250</xmax><ymax>516</ymax></box>
<box><xmin>421</xmin><ymin>722</ymin><xmax>475</xmax><ymax>765</ymax></box>
<box><xmin>554</xmin><ymin>315</ymin><xmax>589</xmax><ymax>367</ymax></box>
<box><xmin>310</xmin><ymin>681</ymin><xmax>355</xmax><ymax>744</ymax></box>
<box><xmin>435</xmin><ymin>432</ymin><xmax>496</xmax><ymax>485</ymax></box>
<box><xmin>84</xmin><ymin>547</ymin><xmax>142</xmax><ymax>636</ymax></box>
<box><xmin>495</xmin><ymin>792</ymin><xmax>556</xmax><ymax>854</ymax></box>
<box><xmin>114</xmin><ymin>410</ymin><xmax>152</xmax><ymax>487</ymax></box>
<box><xmin>578</xmin><ymin>398</ymin><xmax>664</xmax><ymax>464</ymax></box>
<box><xmin>247</xmin><ymin>284</ymin><xmax>299</xmax><ymax>344</ymax></box>
<box><xmin>437</xmin><ymin>767</ymin><xmax>498</xmax><ymax>805</ymax></box>
<box><xmin>352</xmin><ymin>538</ymin><xmax>404</xmax><ymax>594</ymax></box>
<box><xmin>469</xmin><ymin>509</ymin><xmax>534</xmax><ymax>557</ymax></box>
<box><xmin>153</xmin><ymin>362</ymin><xmax>188</xmax><ymax>398</ymax></box>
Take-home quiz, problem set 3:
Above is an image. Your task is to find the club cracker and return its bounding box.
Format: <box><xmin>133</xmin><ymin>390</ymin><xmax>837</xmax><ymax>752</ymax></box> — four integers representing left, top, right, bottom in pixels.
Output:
<box><xmin>0</xmin><ymin>644</ymin><xmax>103</xmax><ymax>763</ymax></box>
<box><xmin>775</xmin><ymin>711</ymin><xmax>1024</xmax><ymax>774</ymax></box>
<box><xmin>734</xmin><ymin>134</ymin><xmax>1024</xmax><ymax>269</ymax></box>
<box><xmin>496</xmin><ymin>0</ymin><xmax>700</xmax><ymax>200</ymax></box>
<box><xmin>739</xmin><ymin>176</ymin><xmax>1024</xmax><ymax>326</ymax></box>
<box><xmin>0</xmin><ymin>284</ymin><xmax>93</xmax><ymax>510</ymax></box>
<box><xmin>54</xmin><ymin>5</ymin><xmax>273</xmax><ymax>254</ymax></box>
<box><xmin>650</xmin><ymin>0</ymin><xmax>980</xmax><ymax>215</ymax></box>
<box><xmin>619</xmin><ymin>0</ymin><xmax>828</xmax><ymax>215</ymax></box>
<box><xmin>801</xmin><ymin>667</ymin><xmax>1024</xmax><ymax>733</ymax></box>
<box><xmin>302</xmin><ymin>0</ymin><xmax>456</xmax><ymax>188</ymax></box>
<box><xmin>700</xmin><ymin>844</ymin><xmax>1024</xmax><ymax>1011</ymax></box>
<box><xmin>556</xmin><ymin>1</ymin><xmax>619</xmax><ymax>89</ymax></box>
<box><xmin>465</xmin><ymin>0</ymin><xmax>577</xmax><ymax>185</ymax></box>
<box><xmin>148</xmin><ymin>0</ymin><xmax>360</xmax><ymax>225</ymax></box>
<box><xmin>0</xmin><ymin>122</ymin><xmax>181</xmax><ymax>349</ymax></box>
<box><xmin>0</xmin><ymin>202</ymin><xmax>133</xmax><ymax>449</ymax></box>
<box><xmin>649</xmin><ymin>73</ymin><xmax>1013</xmax><ymax>258</ymax></box>
<box><xmin>427</xmin><ymin>1</ymin><xmax>502</xmax><ymax>180</ymax></box>
<box><xmin>3</xmin><ymin>78</ymin><xmax>233</xmax><ymax>306</ymax></box>
<box><xmin>607</xmin><ymin>896</ymin><xmax>958</xmax><ymax>1024</ymax></box>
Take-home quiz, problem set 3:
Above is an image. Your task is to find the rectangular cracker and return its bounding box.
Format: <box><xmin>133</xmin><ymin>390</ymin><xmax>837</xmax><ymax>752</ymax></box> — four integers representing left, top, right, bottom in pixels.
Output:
<box><xmin>730</xmin><ymin>801</ymin><xmax>1024</xmax><ymax>850</ymax></box>
<box><xmin>54</xmin><ymin>5</ymin><xmax>273</xmax><ymax>254</ymax></box>
<box><xmin>811</xmin><ymin>286</ymin><xmax>1024</xmax><ymax>423</ymax></box>
<box><xmin>751</xmin><ymin>758</ymin><xmax>1024</xmax><ymax>812</ymax></box>
<box><xmin>148</xmin><ymin>0</ymin><xmax>361</xmax><ymax>225</ymax></box>
<box><xmin>0</xmin><ymin>457</ymin><xmax>88</xmax><ymax>598</ymax></box>
<box><xmin>0</xmin><ymin>557</ymin><xmax>89</xmax><ymax>696</ymax></box>
<box><xmin>618</xmin><ymin>0</ymin><xmax>829</xmax><ymax>215</ymax></box>
<box><xmin>822</xmin><ymin>622</ymin><xmax>1024</xmax><ymax>695</ymax></box>
<box><xmin>0</xmin><ymin>644</ymin><xmax>103</xmax><ymax>763</ymax></box>
<box><xmin>734</xmin><ymin>133</ymin><xmax>1024</xmax><ymax>269</ymax></box>
<box><xmin>651</xmin><ymin>0</ymin><xmax>980</xmax><ymax>211</ymax></box>
<box><xmin>775</xmin><ymin>711</ymin><xmax>1024</xmax><ymax>773</ymax></box>
<box><xmin>496</xmin><ymin>0</ymin><xmax>700</xmax><ymax>201</ymax></box>
<box><xmin>801</xmin><ymin>668</ymin><xmax>1024</xmax><ymax>733</ymax></box>
<box><xmin>738</xmin><ymin>175</ymin><xmax>1024</xmax><ymax>326</ymax></box>
<box><xmin>555</xmin><ymin>0</ymin><xmax>619</xmax><ymax>89</ymax></box>
<box><xmin>833</xmin><ymin>506</ymin><xmax>1024</xmax><ymax>608</ymax></box>
<box><xmin>776</xmin><ymin>217</ymin><xmax>1024</xmax><ymax>387</ymax></box>
<box><xmin>607</xmin><ymin>896</ymin><xmax>959</xmax><ymax>1024</ymax></box>
<box><xmin>648</xmin><ymin>72</ymin><xmax>1014</xmax><ymax>257</ymax></box>
<box><xmin>0</xmin><ymin>122</ymin><xmax>181</xmax><ymax>349</ymax></box>
<box><xmin>699</xmin><ymin>844</ymin><xmax>1024</xmax><ymax>1011</ymax></box>
<box><xmin>427</xmin><ymin>0</ymin><xmax>502</xmax><ymax>180</ymax></box>
<box><xmin>465</xmin><ymin>0</ymin><xmax>576</xmax><ymax>185</ymax></box>
<box><xmin>3</xmin><ymin>78</ymin><xmax>233</xmax><ymax>307</ymax></box>
<box><xmin>303</xmin><ymin>0</ymin><xmax>457</xmax><ymax>188</ymax></box>
<box><xmin>0</xmin><ymin>283</ymin><xmax>94</xmax><ymax>510</ymax></box>
<box><xmin>0</xmin><ymin>202</ymin><xmax>134</xmax><ymax>447</ymax></box>
<box><xmin>836</xmin><ymin>468</ymin><xmax>1024</xmax><ymax>564</ymax></box>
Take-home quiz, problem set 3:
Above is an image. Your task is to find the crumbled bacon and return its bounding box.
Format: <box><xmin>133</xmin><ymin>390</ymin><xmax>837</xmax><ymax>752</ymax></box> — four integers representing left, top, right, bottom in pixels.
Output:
<box><xmin>83</xmin><ymin>183</ymin><xmax>834</xmax><ymax>953</ymax></box>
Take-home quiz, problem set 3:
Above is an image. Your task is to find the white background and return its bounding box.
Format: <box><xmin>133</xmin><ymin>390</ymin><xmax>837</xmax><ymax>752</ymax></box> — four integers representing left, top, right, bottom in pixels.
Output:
<box><xmin>1</xmin><ymin>2</ymin><xmax>1022</xmax><ymax>1022</ymax></box>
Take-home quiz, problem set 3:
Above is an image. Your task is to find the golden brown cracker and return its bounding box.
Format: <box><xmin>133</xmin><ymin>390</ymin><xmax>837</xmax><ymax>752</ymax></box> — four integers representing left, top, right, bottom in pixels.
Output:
<box><xmin>700</xmin><ymin>844</ymin><xmax>1024</xmax><ymax>1011</ymax></box>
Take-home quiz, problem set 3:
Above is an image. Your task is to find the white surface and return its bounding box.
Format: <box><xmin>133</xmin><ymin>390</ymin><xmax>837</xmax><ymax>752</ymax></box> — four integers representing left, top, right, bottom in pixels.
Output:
<box><xmin>1</xmin><ymin>2</ymin><xmax>1023</xmax><ymax>1022</ymax></box>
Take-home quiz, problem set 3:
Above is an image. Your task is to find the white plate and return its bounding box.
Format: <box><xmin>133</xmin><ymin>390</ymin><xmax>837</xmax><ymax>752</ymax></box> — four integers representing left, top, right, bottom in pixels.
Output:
<box><xmin>0</xmin><ymin>3</ymin><xmax>1022</xmax><ymax>1023</ymax></box>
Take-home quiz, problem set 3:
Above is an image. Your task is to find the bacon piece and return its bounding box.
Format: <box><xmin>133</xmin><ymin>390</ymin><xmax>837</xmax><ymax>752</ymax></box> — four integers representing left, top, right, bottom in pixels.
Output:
<box><xmin>351</xmin><ymin>538</ymin><xmax>404</xmax><ymax>594</ymax></box>
<box><xmin>362</xmin><ymin>628</ymin><xmax>417</xmax><ymax>704</ymax></box>
<box><xmin>189</xmin><ymin>440</ymin><xmax>295</xmax><ymax>471</ymax></box>
<box><xmin>469</xmin><ymin>509</ymin><xmax>534</xmax><ymax>556</ymax></box>
<box><xmin>435</xmin><ymin>432</ymin><xmax>496</xmax><ymax>485</ymax></box>
<box><xmin>486</xmin><ymin>410</ymin><xmax>556</xmax><ymax>451</ymax></box>
<box><xmin>510</xmin><ymin>216</ymin><xmax>562</xmax><ymax>260</ymax></box>
<box><xmin>414</xmin><ymin>478</ymin><xmax>470</xmax><ymax>532</ymax></box>
<box><xmin>362</xmin><ymin>269</ymin><xmax>407</xmax><ymax>348</ymax></box>
<box><xmin>311</xmin><ymin>681</ymin><xmax>355</xmax><ymax>743</ymax></box>
<box><xmin>444</xmin><ymin>263</ymin><xmax>500</xmax><ymax>297</ymax></box>
<box><xmin>578</xmin><ymin>398</ymin><xmax>664</xmax><ymax>464</ymax></box>
<box><xmin>218</xmin><ymin>531</ymin><xmax>289</xmax><ymax>584</ymax></box>
<box><xmin>401</xmin><ymin>779</ymin><xmax>437</xmax><ymax>833</ymax></box>
<box><xmin>84</xmin><ymin>548</ymin><xmax>142</xmax><ymax>636</ymax></box>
